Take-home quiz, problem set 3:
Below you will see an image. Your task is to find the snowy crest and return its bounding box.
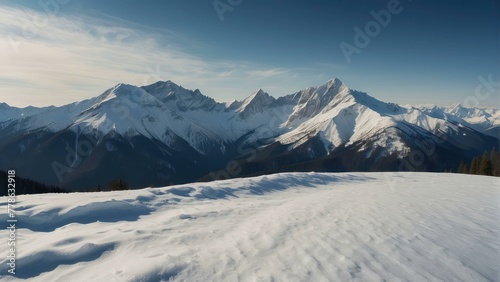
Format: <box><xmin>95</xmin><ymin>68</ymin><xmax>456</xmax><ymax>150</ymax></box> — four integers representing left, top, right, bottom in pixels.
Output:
<box><xmin>1</xmin><ymin>77</ymin><xmax>498</xmax><ymax>157</ymax></box>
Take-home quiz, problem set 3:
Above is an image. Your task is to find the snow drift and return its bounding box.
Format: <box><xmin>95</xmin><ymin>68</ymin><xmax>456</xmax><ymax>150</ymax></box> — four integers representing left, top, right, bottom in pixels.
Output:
<box><xmin>0</xmin><ymin>172</ymin><xmax>498</xmax><ymax>281</ymax></box>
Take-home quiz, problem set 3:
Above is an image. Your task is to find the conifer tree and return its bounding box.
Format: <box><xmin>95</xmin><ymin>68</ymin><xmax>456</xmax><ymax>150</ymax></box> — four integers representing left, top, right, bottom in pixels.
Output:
<box><xmin>108</xmin><ymin>179</ymin><xmax>129</xmax><ymax>191</ymax></box>
<box><xmin>490</xmin><ymin>147</ymin><xmax>500</xmax><ymax>176</ymax></box>
<box><xmin>469</xmin><ymin>157</ymin><xmax>480</xmax><ymax>174</ymax></box>
<box><xmin>480</xmin><ymin>151</ymin><xmax>493</xmax><ymax>176</ymax></box>
<box><xmin>457</xmin><ymin>160</ymin><xmax>467</xmax><ymax>174</ymax></box>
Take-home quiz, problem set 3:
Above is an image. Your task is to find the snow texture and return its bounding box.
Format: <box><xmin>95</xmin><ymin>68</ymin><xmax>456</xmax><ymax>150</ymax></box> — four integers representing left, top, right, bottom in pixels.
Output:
<box><xmin>0</xmin><ymin>172</ymin><xmax>498</xmax><ymax>281</ymax></box>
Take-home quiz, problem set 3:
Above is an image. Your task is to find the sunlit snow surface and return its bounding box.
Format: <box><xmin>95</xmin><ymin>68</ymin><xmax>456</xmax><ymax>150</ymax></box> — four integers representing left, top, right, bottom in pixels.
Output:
<box><xmin>1</xmin><ymin>172</ymin><xmax>499</xmax><ymax>281</ymax></box>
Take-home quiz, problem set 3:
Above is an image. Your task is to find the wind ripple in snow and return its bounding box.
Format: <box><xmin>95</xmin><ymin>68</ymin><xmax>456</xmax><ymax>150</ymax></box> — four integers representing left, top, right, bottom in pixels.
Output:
<box><xmin>0</xmin><ymin>172</ymin><xmax>497</xmax><ymax>281</ymax></box>
<box><xmin>13</xmin><ymin>243</ymin><xmax>116</xmax><ymax>279</ymax></box>
<box><xmin>10</xmin><ymin>200</ymin><xmax>151</xmax><ymax>232</ymax></box>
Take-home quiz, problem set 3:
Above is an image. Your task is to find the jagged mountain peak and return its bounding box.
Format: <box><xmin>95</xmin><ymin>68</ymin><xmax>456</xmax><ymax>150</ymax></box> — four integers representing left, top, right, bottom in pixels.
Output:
<box><xmin>327</xmin><ymin>77</ymin><xmax>341</xmax><ymax>83</ymax></box>
<box><xmin>112</xmin><ymin>83</ymin><xmax>147</xmax><ymax>97</ymax></box>
<box><xmin>283</xmin><ymin>78</ymin><xmax>349</xmax><ymax>105</ymax></box>
<box><xmin>321</xmin><ymin>78</ymin><xmax>349</xmax><ymax>97</ymax></box>
<box><xmin>246</xmin><ymin>88</ymin><xmax>274</xmax><ymax>102</ymax></box>
<box><xmin>451</xmin><ymin>102</ymin><xmax>464</xmax><ymax>109</ymax></box>
<box><xmin>141</xmin><ymin>80</ymin><xmax>186</xmax><ymax>97</ymax></box>
<box><xmin>90</xmin><ymin>83</ymin><xmax>161</xmax><ymax>110</ymax></box>
<box><xmin>91</xmin><ymin>83</ymin><xmax>148</xmax><ymax>106</ymax></box>
<box><xmin>447</xmin><ymin>103</ymin><xmax>493</xmax><ymax>118</ymax></box>
<box><xmin>281</xmin><ymin>78</ymin><xmax>354</xmax><ymax>124</ymax></box>
<box><xmin>140</xmin><ymin>80</ymin><xmax>218</xmax><ymax>112</ymax></box>
<box><xmin>235</xmin><ymin>88</ymin><xmax>277</xmax><ymax>118</ymax></box>
<box><xmin>448</xmin><ymin>103</ymin><xmax>480</xmax><ymax>116</ymax></box>
<box><xmin>324</xmin><ymin>77</ymin><xmax>344</xmax><ymax>89</ymax></box>
<box><xmin>254</xmin><ymin>88</ymin><xmax>266</xmax><ymax>95</ymax></box>
<box><xmin>448</xmin><ymin>102</ymin><xmax>468</xmax><ymax>115</ymax></box>
<box><xmin>84</xmin><ymin>80</ymin><xmax>221</xmax><ymax>116</ymax></box>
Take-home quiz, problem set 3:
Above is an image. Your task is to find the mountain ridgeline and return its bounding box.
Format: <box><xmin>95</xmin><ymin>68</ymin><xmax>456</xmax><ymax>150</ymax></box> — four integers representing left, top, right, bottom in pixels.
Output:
<box><xmin>0</xmin><ymin>78</ymin><xmax>498</xmax><ymax>191</ymax></box>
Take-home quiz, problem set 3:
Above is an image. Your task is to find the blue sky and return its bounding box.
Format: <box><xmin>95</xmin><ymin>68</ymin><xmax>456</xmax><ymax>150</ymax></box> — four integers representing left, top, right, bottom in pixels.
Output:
<box><xmin>0</xmin><ymin>0</ymin><xmax>498</xmax><ymax>107</ymax></box>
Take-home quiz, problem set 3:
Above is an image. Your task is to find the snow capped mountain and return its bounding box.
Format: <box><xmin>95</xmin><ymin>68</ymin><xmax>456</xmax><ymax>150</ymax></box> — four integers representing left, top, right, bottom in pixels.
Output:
<box><xmin>0</xmin><ymin>103</ymin><xmax>54</xmax><ymax>123</ymax></box>
<box><xmin>141</xmin><ymin>80</ymin><xmax>221</xmax><ymax>112</ymax></box>
<box><xmin>276</xmin><ymin>84</ymin><xmax>458</xmax><ymax>156</ymax></box>
<box><xmin>418</xmin><ymin>103</ymin><xmax>500</xmax><ymax>137</ymax></box>
<box><xmin>233</xmin><ymin>89</ymin><xmax>277</xmax><ymax>118</ymax></box>
<box><xmin>446</xmin><ymin>103</ymin><xmax>500</xmax><ymax>130</ymax></box>
<box><xmin>280</xmin><ymin>78</ymin><xmax>351</xmax><ymax>126</ymax></box>
<box><xmin>0</xmin><ymin>78</ymin><xmax>497</xmax><ymax>189</ymax></box>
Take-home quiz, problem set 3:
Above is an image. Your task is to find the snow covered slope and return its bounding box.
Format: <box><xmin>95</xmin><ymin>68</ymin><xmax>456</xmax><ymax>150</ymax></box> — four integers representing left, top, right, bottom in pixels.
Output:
<box><xmin>0</xmin><ymin>172</ymin><xmax>498</xmax><ymax>281</ymax></box>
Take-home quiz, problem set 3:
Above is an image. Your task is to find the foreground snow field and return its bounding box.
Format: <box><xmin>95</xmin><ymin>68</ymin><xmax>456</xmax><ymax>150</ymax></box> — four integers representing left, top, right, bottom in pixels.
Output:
<box><xmin>1</xmin><ymin>172</ymin><xmax>499</xmax><ymax>281</ymax></box>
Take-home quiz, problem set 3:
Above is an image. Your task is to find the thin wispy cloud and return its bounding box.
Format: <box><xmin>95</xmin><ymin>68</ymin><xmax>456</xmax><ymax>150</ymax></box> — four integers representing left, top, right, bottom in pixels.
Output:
<box><xmin>246</xmin><ymin>68</ymin><xmax>290</xmax><ymax>78</ymax></box>
<box><xmin>0</xmin><ymin>5</ymin><xmax>299</xmax><ymax>107</ymax></box>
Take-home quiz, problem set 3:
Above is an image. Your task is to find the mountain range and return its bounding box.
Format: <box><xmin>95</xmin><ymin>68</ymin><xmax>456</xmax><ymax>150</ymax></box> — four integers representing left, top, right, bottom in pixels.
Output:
<box><xmin>0</xmin><ymin>78</ymin><xmax>498</xmax><ymax>190</ymax></box>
